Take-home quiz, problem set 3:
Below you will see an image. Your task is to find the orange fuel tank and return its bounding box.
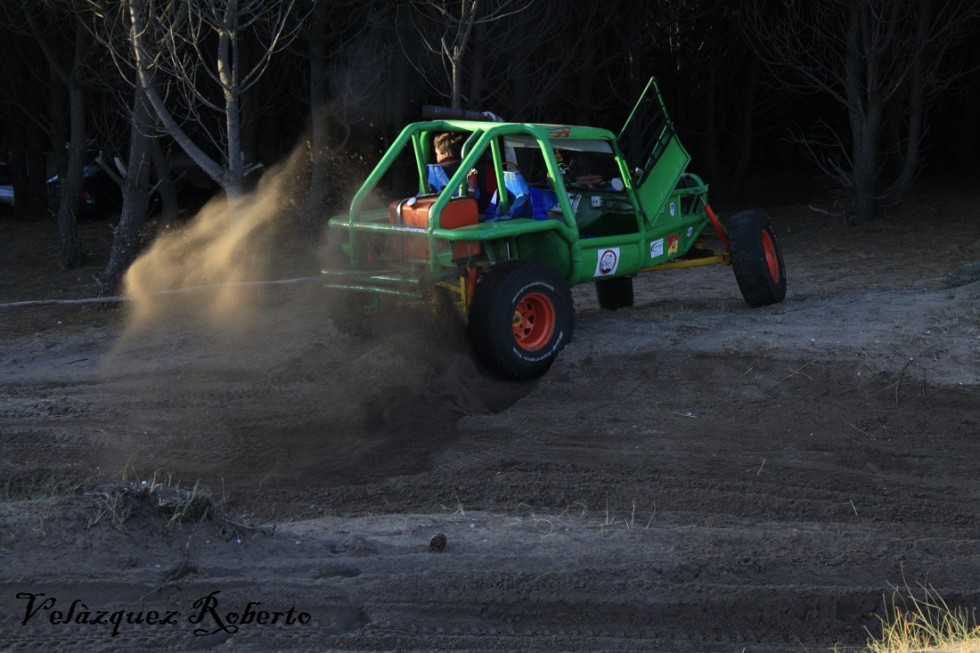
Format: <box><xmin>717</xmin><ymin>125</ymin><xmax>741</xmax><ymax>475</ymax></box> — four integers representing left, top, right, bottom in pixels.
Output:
<box><xmin>388</xmin><ymin>195</ymin><xmax>481</xmax><ymax>260</ymax></box>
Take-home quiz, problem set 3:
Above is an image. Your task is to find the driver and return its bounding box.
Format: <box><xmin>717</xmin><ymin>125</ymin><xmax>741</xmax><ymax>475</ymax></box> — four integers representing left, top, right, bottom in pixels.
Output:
<box><xmin>429</xmin><ymin>132</ymin><xmax>476</xmax><ymax>196</ymax></box>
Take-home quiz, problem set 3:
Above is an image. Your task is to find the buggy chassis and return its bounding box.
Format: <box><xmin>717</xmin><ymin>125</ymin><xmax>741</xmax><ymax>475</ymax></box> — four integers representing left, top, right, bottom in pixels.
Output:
<box><xmin>323</xmin><ymin>79</ymin><xmax>786</xmax><ymax>379</ymax></box>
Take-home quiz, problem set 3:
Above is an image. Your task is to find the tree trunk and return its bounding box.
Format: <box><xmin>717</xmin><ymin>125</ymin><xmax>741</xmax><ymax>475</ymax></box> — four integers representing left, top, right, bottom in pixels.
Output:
<box><xmin>704</xmin><ymin>61</ymin><xmax>721</xmax><ymax>187</ymax></box>
<box><xmin>48</xmin><ymin>52</ymin><xmax>67</xmax><ymax>202</ymax></box>
<box><xmin>575</xmin><ymin>27</ymin><xmax>595</xmax><ymax>126</ymax></box>
<box><xmin>6</xmin><ymin>54</ymin><xmax>48</xmax><ymax>220</ymax></box>
<box><xmin>507</xmin><ymin>10</ymin><xmax>530</xmax><ymax>118</ymax></box>
<box><xmin>733</xmin><ymin>61</ymin><xmax>759</xmax><ymax>190</ymax></box>
<box><xmin>57</xmin><ymin>112</ymin><xmax>84</xmax><ymax>267</ymax></box>
<box><xmin>851</xmin><ymin>120</ymin><xmax>880</xmax><ymax>220</ymax></box>
<box><xmin>99</xmin><ymin>87</ymin><xmax>153</xmax><ymax>297</ymax></box>
<box><xmin>844</xmin><ymin>5</ymin><xmax>880</xmax><ymax>221</ymax></box>
<box><xmin>57</xmin><ymin>32</ymin><xmax>87</xmax><ymax>270</ymax></box>
<box><xmin>467</xmin><ymin>11</ymin><xmax>488</xmax><ymax>110</ymax></box>
<box><xmin>128</xmin><ymin>0</ymin><xmax>226</xmax><ymax>193</ymax></box>
<box><xmin>388</xmin><ymin>21</ymin><xmax>411</xmax><ymax>129</ymax></box>
<box><xmin>449</xmin><ymin>0</ymin><xmax>477</xmax><ymax>110</ymax></box>
<box><xmin>219</xmin><ymin>3</ymin><xmax>245</xmax><ymax>201</ymax></box>
<box><xmin>39</xmin><ymin>22</ymin><xmax>83</xmax><ymax>267</ymax></box>
<box><xmin>957</xmin><ymin>38</ymin><xmax>980</xmax><ymax>171</ymax></box>
<box><xmin>27</xmin><ymin>109</ymin><xmax>48</xmax><ymax>218</ymax></box>
<box><xmin>880</xmin><ymin>0</ymin><xmax>928</xmax><ymax>206</ymax></box>
<box><xmin>149</xmin><ymin>137</ymin><xmax>180</xmax><ymax>219</ymax></box>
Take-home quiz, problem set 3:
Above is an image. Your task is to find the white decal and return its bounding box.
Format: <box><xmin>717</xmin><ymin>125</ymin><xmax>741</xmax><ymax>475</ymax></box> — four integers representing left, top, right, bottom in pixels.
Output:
<box><xmin>650</xmin><ymin>239</ymin><xmax>664</xmax><ymax>258</ymax></box>
<box><xmin>595</xmin><ymin>247</ymin><xmax>620</xmax><ymax>277</ymax></box>
<box><xmin>669</xmin><ymin>202</ymin><xmax>676</xmax><ymax>217</ymax></box>
<box><xmin>687</xmin><ymin>226</ymin><xmax>694</xmax><ymax>237</ymax></box>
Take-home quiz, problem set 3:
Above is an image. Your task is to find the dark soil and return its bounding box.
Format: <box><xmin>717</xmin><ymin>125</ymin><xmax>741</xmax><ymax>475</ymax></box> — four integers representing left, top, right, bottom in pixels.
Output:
<box><xmin>1</xmin><ymin>180</ymin><xmax>978</xmax><ymax>652</ymax></box>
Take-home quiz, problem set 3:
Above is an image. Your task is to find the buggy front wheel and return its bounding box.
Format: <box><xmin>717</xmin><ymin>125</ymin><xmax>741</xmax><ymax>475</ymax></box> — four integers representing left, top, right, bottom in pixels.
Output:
<box><xmin>728</xmin><ymin>209</ymin><xmax>786</xmax><ymax>307</ymax></box>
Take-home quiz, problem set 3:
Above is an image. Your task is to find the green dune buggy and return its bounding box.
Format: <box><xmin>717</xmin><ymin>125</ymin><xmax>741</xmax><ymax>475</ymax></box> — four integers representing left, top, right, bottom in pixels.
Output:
<box><xmin>323</xmin><ymin>79</ymin><xmax>786</xmax><ymax>379</ymax></box>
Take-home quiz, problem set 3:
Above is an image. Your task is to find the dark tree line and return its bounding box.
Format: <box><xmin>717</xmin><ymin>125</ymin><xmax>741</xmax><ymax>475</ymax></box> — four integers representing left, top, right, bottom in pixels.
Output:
<box><xmin>1</xmin><ymin>0</ymin><xmax>978</xmax><ymax>293</ymax></box>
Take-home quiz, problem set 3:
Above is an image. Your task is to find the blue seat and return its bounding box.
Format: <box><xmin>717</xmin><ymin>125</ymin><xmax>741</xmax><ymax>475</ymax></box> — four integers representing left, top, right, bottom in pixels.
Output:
<box><xmin>427</xmin><ymin>163</ymin><xmax>464</xmax><ymax>196</ymax></box>
<box><xmin>485</xmin><ymin>169</ymin><xmax>557</xmax><ymax>222</ymax></box>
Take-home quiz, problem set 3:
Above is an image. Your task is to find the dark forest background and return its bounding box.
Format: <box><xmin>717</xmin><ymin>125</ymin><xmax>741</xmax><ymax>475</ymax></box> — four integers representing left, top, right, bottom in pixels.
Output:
<box><xmin>1</xmin><ymin>0</ymin><xmax>979</xmax><ymax>295</ymax></box>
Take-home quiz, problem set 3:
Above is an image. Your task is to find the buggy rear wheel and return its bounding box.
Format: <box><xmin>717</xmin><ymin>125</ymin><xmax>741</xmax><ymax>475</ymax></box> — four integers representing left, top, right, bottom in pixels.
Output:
<box><xmin>729</xmin><ymin>209</ymin><xmax>786</xmax><ymax>307</ymax></box>
<box><xmin>468</xmin><ymin>261</ymin><xmax>574</xmax><ymax>380</ymax></box>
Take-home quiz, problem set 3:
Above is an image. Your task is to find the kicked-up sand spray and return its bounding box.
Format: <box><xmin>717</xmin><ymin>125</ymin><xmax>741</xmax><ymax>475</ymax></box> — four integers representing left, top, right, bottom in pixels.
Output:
<box><xmin>122</xmin><ymin>162</ymin><xmax>298</xmax><ymax>335</ymax></box>
<box><xmin>99</xmin><ymin>135</ymin><xmax>517</xmax><ymax>494</ymax></box>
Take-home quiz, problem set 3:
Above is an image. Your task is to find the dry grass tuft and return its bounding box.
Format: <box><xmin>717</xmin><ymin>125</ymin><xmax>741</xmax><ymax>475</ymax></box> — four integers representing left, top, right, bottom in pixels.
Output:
<box><xmin>1</xmin><ymin>473</ymin><xmax>92</xmax><ymax>502</ymax></box>
<box><xmin>87</xmin><ymin>474</ymin><xmax>212</xmax><ymax>529</ymax></box>
<box><xmin>941</xmin><ymin>262</ymin><xmax>980</xmax><ymax>289</ymax></box>
<box><xmin>85</xmin><ymin>472</ymin><xmax>272</xmax><ymax>540</ymax></box>
<box><xmin>863</xmin><ymin>584</ymin><xmax>980</xmax><ymax>653</ymax></box>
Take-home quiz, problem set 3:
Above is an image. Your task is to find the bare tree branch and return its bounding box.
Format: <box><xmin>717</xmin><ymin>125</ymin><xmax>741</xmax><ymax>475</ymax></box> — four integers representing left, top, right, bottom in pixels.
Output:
<box><xmin>741</xmin><ymin>0</ymin><xmax>980</xmax><ymax>219</ymax></box>
<box><xmin>398</xmin><ymin>0</ymin><xmax>533</xmax><ymax>110</ymax></box>
<box><xmin>116</xmin><ymin>0</ymin><xmax>307</xmax><ymax>198</ymax></box>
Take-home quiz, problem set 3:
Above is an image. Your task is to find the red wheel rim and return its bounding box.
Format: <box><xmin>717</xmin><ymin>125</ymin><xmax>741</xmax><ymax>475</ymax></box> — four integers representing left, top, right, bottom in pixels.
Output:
<box><xmin>512</xmin><ymin>292</ymin><xmax>555</xmax><ymax>351</ymax></box>
<box><xmin>761</xmin><ymin>230</ymin><xmax>780</xmax><ymax>283</ymax></box>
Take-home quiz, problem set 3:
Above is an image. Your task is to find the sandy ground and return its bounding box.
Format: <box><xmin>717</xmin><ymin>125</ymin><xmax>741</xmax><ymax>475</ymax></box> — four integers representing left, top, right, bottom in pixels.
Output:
<box><xmin>1</xmin><ymin>181</ymin><xmax>978</xmax><ymax>652</ymax></box>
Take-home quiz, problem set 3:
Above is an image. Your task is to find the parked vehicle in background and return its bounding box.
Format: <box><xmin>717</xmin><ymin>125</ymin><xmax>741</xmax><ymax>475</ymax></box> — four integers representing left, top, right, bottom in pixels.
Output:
<box><xmin>47</xmin><ymin>160</ymin><xmax>123</xmax><ymax>219</ymax></box>
<box><xmin>46</xmin><ymin>154</ymin><xmax>220</xmax><ymax>221</ymax></box>
<box><xmin>0</xmin><ymin>162</ymin><xmax>14</xmax><ymax>213</ymax></box>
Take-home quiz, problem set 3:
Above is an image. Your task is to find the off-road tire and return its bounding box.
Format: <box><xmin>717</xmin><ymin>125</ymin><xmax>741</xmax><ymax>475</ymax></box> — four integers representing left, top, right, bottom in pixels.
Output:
<box><xmin>729</xmin><ymin>209</ymin><xmax>786</xmax><ymax>307</ymax></box>
<box><xmin>468</xmin><ymin>261</ymin><xmax>574</xmax><ymax>380</ymax></box>
<box><xmin>595</xmin><ymin>276</ymin><xmax>634</xmax><ymax>310</ymax></box>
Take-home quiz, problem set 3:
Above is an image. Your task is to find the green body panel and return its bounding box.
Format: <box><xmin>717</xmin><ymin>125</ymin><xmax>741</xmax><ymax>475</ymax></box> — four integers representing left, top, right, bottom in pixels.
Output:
<box><xmin>508</xmin><ymin>231</ymin><xmax>573</xmax><ymax>278</ymax></box>
<box><xmin>324</xmin><ymin>78</ymin><xmax>720</xmax><ymax>306</ymax></box>
<box><xmin>569</xmin><ymin>233</ymin><xmax>645</xmax><ymax>286</ymax></box>
<box><xmin>634</xmin><ymin>137</ymin><xmax>690</xmax><ymax>229</ymax></box>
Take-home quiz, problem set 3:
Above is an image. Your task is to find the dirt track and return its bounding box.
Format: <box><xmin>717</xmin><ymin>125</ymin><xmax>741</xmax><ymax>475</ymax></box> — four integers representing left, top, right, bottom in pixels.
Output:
<box><xmin>1</xmin><ymin>186</ymin><xmax>979</xmax><ymax>651</ymax></box>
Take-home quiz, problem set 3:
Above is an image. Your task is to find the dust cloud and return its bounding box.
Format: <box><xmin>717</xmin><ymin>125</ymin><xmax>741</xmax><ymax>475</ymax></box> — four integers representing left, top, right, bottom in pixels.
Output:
<box><xmin>96</xmin><ymin>148</ymin><xmax>521</xmax><ymax>497</ymax></box>
<box><xmin>122</xmin><ymin>164</ymin><xmax>299</xmax><ymax>336</ymax></box>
